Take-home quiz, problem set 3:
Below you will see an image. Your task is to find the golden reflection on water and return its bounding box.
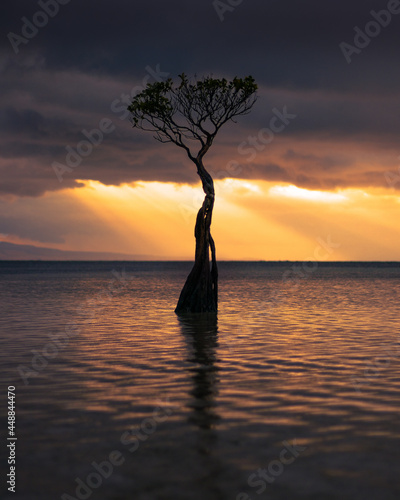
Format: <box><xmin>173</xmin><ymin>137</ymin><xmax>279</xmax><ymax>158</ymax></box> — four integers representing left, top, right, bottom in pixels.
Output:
<box><xmin>2</xmin><ymin>262</ymin><xmax>400</xmax><ymax>499</ymax></box>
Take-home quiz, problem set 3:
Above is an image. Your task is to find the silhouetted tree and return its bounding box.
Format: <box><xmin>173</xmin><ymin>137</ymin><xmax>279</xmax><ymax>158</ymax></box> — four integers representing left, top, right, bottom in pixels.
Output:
<box><xmin>128</xmin><ymin>74</ymin><xmax>257</xmax><ymax>313</ymax></box>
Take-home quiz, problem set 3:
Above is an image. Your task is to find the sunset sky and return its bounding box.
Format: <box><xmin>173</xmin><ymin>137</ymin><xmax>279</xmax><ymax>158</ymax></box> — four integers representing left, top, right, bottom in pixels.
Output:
<box><xmin>1</xmin><ymin>0</ymin><xmax>400</xmax><ymax>260</ymax></box>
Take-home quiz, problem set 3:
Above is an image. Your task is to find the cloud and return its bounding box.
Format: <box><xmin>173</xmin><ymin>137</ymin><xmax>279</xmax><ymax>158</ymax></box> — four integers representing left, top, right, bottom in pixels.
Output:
<box><xmin>283</xmin><ymin>149</ymin><xmax>355</xmax><ymax>171</ymax></box>
<box><xmin>3</xmin><ymin>0</ymin><xmax>400</xmax><ymax>89</ymax></box>
<box><xmin>1</xmin><ymin>0</ymin><xmax>400</xmax><ymax>199</ymax></box>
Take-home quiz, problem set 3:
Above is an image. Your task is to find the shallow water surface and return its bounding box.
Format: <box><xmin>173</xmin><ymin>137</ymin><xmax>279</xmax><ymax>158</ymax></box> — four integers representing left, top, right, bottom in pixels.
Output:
<box><xmin>1</xmin><ymin>261</ymin><xmax>400</xmax><ymax>499</ymax></box>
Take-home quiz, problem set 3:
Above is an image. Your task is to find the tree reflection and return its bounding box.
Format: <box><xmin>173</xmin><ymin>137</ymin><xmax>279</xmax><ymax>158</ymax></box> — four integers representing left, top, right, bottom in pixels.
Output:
<box><xmin>178</xmin><ymin>313</ymin><xmax>220</xmax><ymax>431</ymax></box>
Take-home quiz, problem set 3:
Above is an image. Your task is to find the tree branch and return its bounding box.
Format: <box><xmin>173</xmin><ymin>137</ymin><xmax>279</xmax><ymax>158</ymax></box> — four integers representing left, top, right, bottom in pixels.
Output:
<box><xmin>128</xmin><ymin>74</ymin><xmax>257</xmax><ymax>166</ymax></box>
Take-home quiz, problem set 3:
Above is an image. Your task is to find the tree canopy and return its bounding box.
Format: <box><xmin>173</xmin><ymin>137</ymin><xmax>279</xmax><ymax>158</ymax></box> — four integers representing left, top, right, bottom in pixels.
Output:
<box><xmin>128</xmin><ymin>74</ymin><xmax>258</xmax><ymax>163</ymax></box>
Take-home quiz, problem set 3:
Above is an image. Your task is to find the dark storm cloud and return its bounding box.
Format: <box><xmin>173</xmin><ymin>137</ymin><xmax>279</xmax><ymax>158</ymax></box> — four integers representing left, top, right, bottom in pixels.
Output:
<box><xmin>1</xmin><ymin>0</ymin><xmax>400</xmax><ymax>196</ymax></box>
<box><xmin>0</xmin><ymin>107</ymin><xmax>47</xmax><ymax>136</ymax></box>
<box><xmin>237</xmin><ymin>162</ymin><xmax>291</xmax><ymax>183</ymax></box>
<box><xmin>283</xmin><ymin>149</ymin><xmax>356</xmax><ymax>172</ymax></box>
<box><xmin>3</xmin><ymin>0</ymin><xmax>400</xmax><ymax>89</ymax></box>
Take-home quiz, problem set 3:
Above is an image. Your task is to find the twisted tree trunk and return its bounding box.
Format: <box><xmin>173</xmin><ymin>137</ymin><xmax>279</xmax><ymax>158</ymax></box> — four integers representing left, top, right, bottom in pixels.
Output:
<box><xmin>175</xmin><ymin>160</ymin><xmax>218</xmax><ymax>314</ymax></box>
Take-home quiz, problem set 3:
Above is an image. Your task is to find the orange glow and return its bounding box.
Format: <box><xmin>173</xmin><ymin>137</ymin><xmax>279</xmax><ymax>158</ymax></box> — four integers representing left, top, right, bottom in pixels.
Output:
<box><xmin>269</xmin><ymin>185</ymin><xmax>347</xmax><ymax>202</ymax></box>
<box><xmin>62</xmin><ymin>179</ymin><xmax>400</xmax><ymax>261</ymax></box>
<box><xmin>3</xmin><ymin>179</ymin><xmax>398</xmax><ymax>261</ymax></box>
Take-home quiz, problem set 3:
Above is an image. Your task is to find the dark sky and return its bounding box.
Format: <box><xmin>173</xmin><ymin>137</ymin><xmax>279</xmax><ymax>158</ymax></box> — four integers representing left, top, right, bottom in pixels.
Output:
<box><xmin>1</xmin><ymin>0</ymin><xmax>400</xmax><ymax>197</ymax></box>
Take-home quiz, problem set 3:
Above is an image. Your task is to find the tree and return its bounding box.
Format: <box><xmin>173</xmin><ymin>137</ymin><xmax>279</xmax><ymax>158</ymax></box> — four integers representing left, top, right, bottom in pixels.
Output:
<box><xmin>128</xmin><ymin>74</ymin><xmax>258</xmax><ymax>314</ymax></box>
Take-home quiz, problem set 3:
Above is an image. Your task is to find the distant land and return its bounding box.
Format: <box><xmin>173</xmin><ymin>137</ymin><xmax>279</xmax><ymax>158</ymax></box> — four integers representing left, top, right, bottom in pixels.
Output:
<box><xmin>0</xmin><ymin>241</ymin><xmax>164</xmax><ymax>261</ymax></box>
<box><xmin>1</xmin><ymin>242</ymin><xmax>399</xmax><ymax>264</ymax></box>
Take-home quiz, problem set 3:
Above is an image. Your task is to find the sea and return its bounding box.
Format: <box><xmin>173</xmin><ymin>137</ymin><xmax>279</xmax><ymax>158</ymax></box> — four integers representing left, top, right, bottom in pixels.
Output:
<box><xmin>1</xmin><ymin>261</ymin><xmax>400</xmax><ymax>500</ymax></box>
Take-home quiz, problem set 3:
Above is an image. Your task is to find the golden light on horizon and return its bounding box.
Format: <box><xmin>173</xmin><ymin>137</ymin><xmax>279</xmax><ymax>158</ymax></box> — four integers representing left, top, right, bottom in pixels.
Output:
<box><xmin>4</xmin><ymin>178</ymin><xmax>397</xmax><ymax>261</ymax></box>
<box><xmin>57</xmin><ymin>178</ymin><xmax>400</xmax><ymax>261</ymax></box>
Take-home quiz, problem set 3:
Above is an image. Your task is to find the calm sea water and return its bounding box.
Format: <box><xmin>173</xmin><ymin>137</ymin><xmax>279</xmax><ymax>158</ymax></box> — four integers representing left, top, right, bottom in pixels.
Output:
<box><xmin>1</xmin><ymin>261</ymin><xmax>400</xmax><ymax>500</ymax></box>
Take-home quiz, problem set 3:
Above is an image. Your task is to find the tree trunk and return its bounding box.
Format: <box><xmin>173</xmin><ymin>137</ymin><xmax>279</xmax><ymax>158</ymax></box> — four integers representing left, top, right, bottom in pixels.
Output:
<box><xmin>175</xmin><ymin>160</ymin><xmax>218</xmax><ymax>314</ymax></box>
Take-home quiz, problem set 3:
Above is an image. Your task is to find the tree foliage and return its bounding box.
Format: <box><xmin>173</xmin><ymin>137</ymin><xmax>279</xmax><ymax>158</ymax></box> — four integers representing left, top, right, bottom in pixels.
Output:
<box><xmin>128</xmin><ymin>74</ymin><xmax>258</xmax><ymax>163</ymax></box>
